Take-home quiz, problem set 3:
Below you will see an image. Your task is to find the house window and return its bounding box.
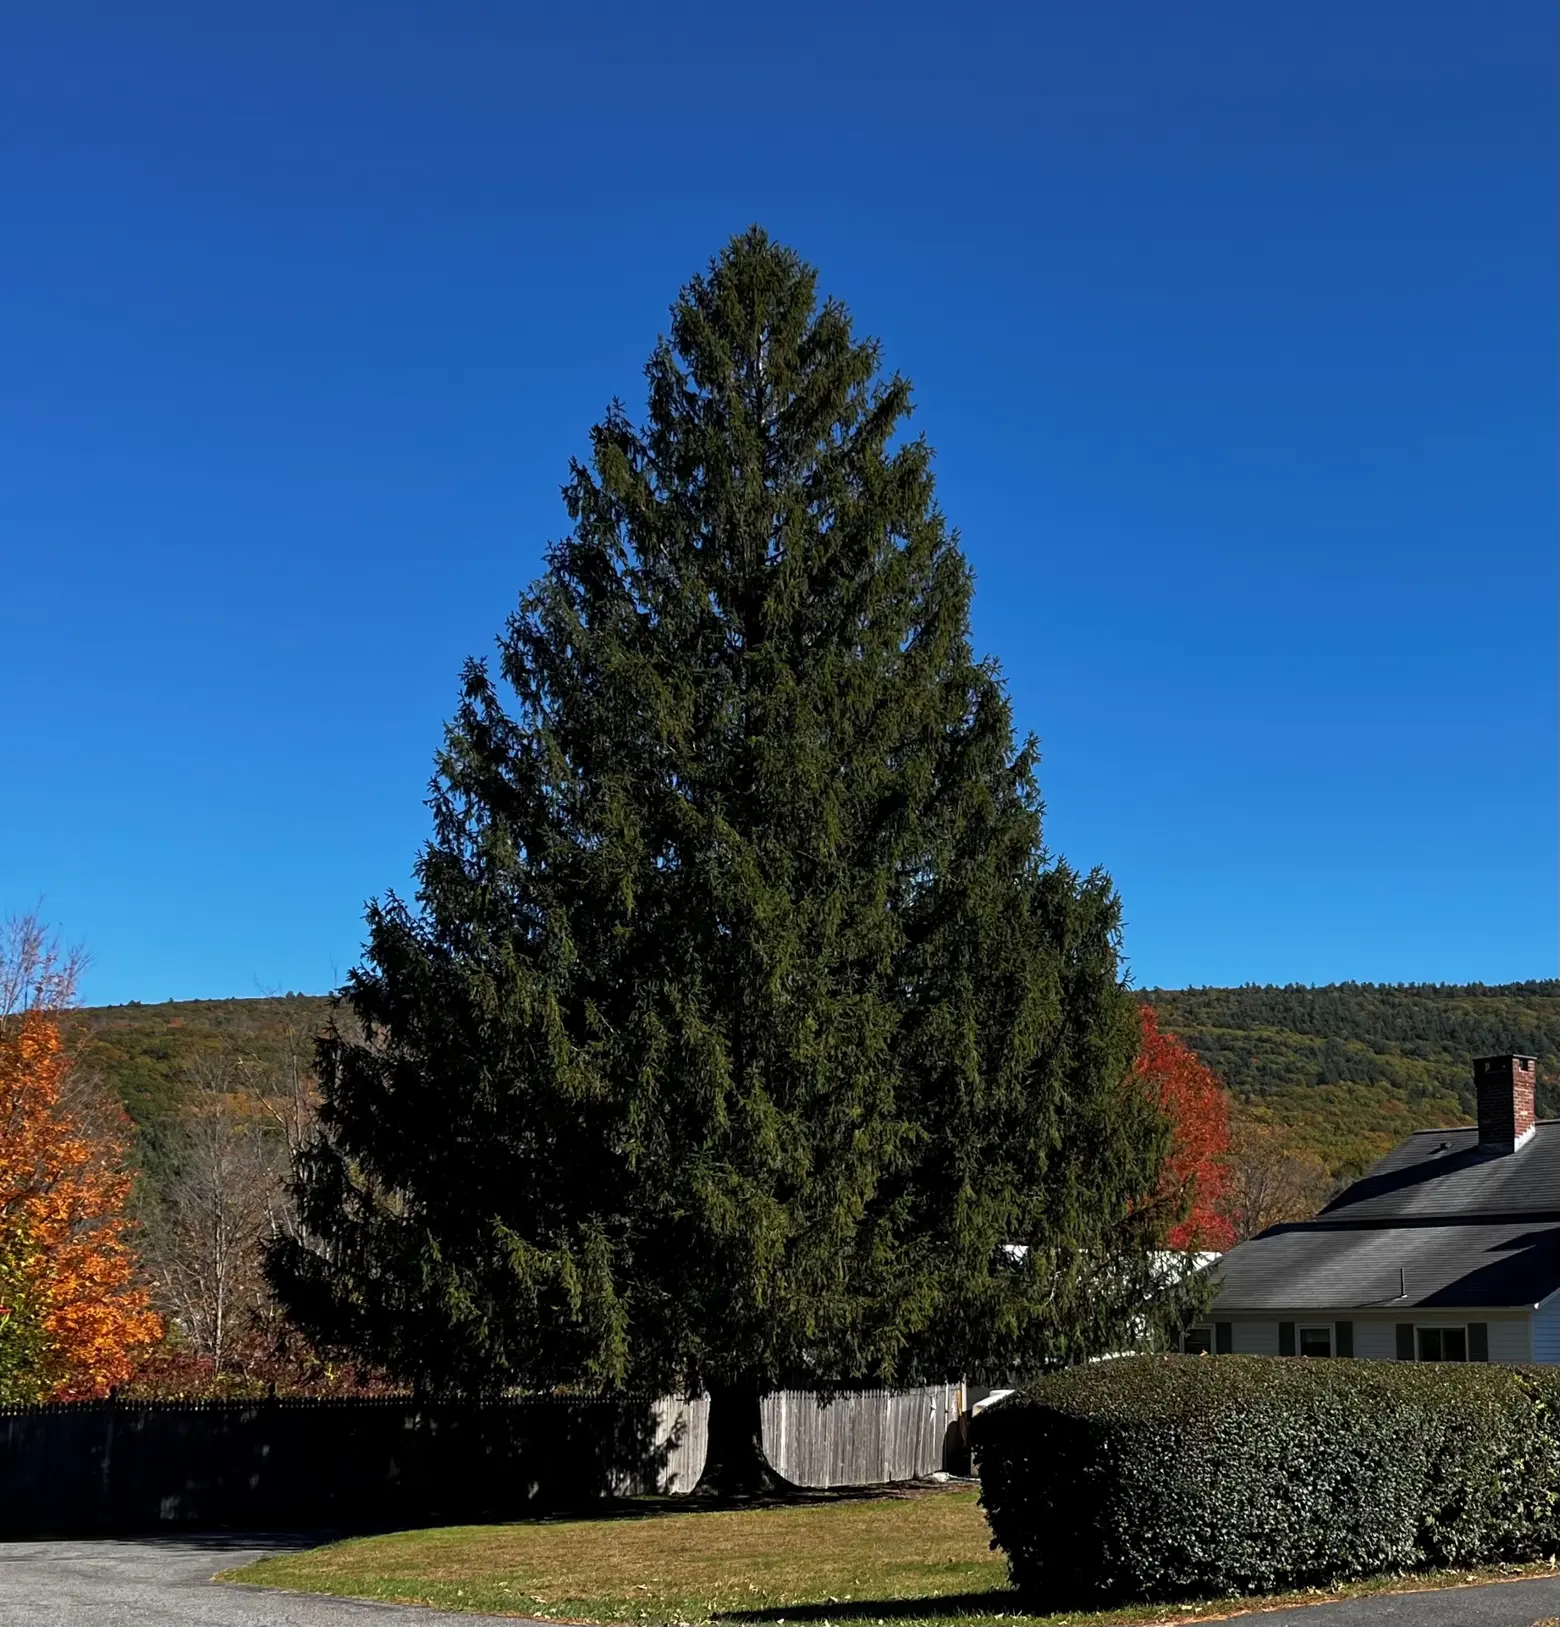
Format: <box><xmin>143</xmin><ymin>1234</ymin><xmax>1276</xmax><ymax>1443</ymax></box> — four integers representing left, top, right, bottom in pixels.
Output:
<box><xmin>1182</xmin><ymin>1326</ymin><xmax>1214</xmax><ymax>1355</ymax></box>
<box><xmin>1417</xmin><ymin>1326</ymin><xmax>1468</xmax><ymax>1363</ymax></box>
<box><xmin>1298</xmin><ymin>1325</ymin><xmax>1333</xmax><ymax>1358</ymax></box>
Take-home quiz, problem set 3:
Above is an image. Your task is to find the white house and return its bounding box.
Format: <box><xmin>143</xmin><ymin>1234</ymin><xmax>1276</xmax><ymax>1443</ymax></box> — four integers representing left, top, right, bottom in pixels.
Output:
<box><xmin>1193</xmin><ymin>1054</ymin><xmax>1559</xmax><ymax>1365</ymax></box>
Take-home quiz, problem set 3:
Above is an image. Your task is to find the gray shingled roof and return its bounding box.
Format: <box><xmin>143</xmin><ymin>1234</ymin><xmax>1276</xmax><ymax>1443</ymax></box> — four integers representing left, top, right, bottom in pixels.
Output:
<box><xmin>1210</xmin><ymin>1118</ymin><xmax>1560</xmax><ymax>1314</ymax></box>
<box><xmin>1319</xmin><ymin>1120</ymin><xmax>1560</xmax><ymax>1225</ymax></box>
<box><xmin>1211</xmin><ymin>1219</ymin><xmax>1560</xmax><ymax>1310</ymax></box>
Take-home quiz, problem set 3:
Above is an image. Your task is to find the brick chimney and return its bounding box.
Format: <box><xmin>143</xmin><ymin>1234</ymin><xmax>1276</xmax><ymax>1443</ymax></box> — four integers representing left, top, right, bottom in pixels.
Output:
<box><xmin>1474</xmin><ymin>1054</ymin><xmax>1538</xmax><ymax>1153</ymax></box>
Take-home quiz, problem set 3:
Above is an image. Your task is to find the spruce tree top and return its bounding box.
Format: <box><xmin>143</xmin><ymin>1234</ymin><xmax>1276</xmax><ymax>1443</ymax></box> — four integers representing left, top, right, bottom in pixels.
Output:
<box><xmin>270</xmin><ymin>229</ymin><xmax>1188</xmax><ymax>1398</ymax></box>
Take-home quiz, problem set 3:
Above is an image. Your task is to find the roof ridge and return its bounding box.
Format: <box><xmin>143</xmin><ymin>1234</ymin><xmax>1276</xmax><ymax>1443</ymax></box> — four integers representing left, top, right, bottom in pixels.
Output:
<box><xmin>1296</xmin><ymin>1212</ymin><xmax>1560</xmax><ymax>1231</ymax></box>
<box><xmin>1405</xmin><ymin>1120</ymin><xmax>1560</xmax><ymax>1136</ymax></box>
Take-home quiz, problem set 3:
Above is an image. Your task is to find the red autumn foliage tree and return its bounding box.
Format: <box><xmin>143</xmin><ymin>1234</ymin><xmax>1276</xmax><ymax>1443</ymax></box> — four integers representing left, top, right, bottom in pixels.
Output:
<box><xmin>1135</xmin><ymin>1004</ymin><xmax>1234</xmax><ymax>1251</ymax></box>
<box><xmin>0</xmin><ymin>916</ymin><xmax>162</xmax><ymax>1399</ymax></box>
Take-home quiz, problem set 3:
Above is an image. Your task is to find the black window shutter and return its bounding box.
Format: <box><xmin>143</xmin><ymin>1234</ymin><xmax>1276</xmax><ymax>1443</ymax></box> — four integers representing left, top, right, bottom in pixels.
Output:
<box><xmin>1469</xmin><ymin>1322</ymin><xmax>1489</xmax><ymax>1363</ymax></box>
<box><xmin>1396</xmin><ymin>1323</ymin><xmax>1415</xmax><ymax>1361</ymax></box>
<box><xmin>1279</xmin><ymin>1321</ymin><xmax>1296</xmax><ymax>1356</ymax></box>
<box><xmin>1215</xmin><ymin>1321</ymin><xmax>1233</xmax><ymax>1354</ymax></box>
<box><xmin>1335</xmin><ymin>1320</ymin><xmax>1353</xmax><ymax>1358</ymax></box>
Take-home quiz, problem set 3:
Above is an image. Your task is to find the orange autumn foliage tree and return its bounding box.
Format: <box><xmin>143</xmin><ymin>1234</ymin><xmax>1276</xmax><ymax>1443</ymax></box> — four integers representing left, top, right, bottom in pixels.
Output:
<box><xmin>0</xmin><ymin>919</ymin><xmax>161</xmax><ymax>1400</ymax></box>
<box><xmin>1135</xmin><ymin>1003</ymin><xmax>1235</xmax><ymax>1251</ymax></box>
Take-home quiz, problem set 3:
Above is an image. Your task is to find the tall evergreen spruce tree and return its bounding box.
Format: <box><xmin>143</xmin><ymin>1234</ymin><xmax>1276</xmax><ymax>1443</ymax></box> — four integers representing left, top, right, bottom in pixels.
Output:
<box><xmin>270</xmin><ymin>230</ymin><xmax>1194</xmax><ymax>1492</ymax></box>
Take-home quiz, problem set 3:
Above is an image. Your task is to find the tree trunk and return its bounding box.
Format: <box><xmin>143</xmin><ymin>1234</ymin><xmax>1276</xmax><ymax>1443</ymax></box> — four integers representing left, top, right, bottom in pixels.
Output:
<box><xmin>692</xmin><ymin>1377</ymin><xmax>800</xmax><ymax>1499</ymax></box>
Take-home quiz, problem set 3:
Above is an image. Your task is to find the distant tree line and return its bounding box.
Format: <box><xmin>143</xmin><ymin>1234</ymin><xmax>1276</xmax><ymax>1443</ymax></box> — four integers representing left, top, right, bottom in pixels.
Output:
<box><xmin>1146</xmin><ymin>980</ymin><xmax>1560</xmax><ymax>1180</ymax></box>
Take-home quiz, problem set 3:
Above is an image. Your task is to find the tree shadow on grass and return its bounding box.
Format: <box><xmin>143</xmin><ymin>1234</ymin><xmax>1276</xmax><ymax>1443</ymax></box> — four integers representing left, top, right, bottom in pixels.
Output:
<box><xmin>451</xmin><ymin>1480</ymin><xmax>955</xmax><ymax>1530</ymax></box>
<box><xmin>722</xmin><ymin>1591</ymin><xmax>1029</xmax><ymax>1623</ymax></box>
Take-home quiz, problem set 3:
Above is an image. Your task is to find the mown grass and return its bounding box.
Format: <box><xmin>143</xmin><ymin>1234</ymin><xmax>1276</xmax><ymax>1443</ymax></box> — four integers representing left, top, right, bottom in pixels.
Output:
<box><xmin>224</xmin><ymin>1487</ymin><xmax>1560</xmax><ymax>1625</ymax></box>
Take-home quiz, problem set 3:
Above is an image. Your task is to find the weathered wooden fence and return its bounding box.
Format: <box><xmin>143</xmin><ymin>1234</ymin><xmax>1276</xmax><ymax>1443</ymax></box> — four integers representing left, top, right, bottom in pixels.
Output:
<box><xmin>762</xmin><ymin>1385</ymin><xmax>960</xmax><ymax>1485</ymax></box>
<box><xmin>630</xmin><ymin>1393</ymin><xmax>708</xmax><ymax>1494</ymax></box>
<box><xmin>0</xmin><ymin>1384</ymin><xmax>961</xmax><ymax>1534</ymax></box>
<box><xmin>633</xmin><ymin>1385</ymin><xmax>960</xmax><ymax>1492</ymax></box>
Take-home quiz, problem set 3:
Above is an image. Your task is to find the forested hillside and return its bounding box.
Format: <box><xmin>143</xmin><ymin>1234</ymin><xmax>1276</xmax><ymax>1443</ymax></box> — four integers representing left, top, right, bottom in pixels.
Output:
<box><xmin>1145</xmin><ymin>980</ymin><xmax>1560</xmax><ymax>1179</ymax></box>
<box><xmin>65</xmin><ymin>980</ymin><xmax>1560</xmax><ymax>1201</ymax></box>
<box><xmin>61</xmin><ymin>994</ymin><xmax>331</xmax><ymax>1197</ymax></box>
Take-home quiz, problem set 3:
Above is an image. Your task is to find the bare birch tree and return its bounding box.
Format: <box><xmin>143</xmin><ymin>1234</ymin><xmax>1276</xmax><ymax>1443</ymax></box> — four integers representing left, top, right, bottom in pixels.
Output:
<box><xmin>0</xmin><ymin>912</ymin><xmax>86</xmax><ymax>1021</ymax></box>
<box><xmin>146</xmin><ymin>1057</ymin><xmax>288</xmax><ymax>1374</ymax></box>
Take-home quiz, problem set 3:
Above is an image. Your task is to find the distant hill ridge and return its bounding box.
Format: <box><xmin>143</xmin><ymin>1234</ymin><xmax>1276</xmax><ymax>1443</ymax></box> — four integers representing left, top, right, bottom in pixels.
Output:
<box><xmin>64</xmin><ymin>980</ymin><xmax>1560</xmax><ymax>1187</ymax></box>
<box><xmin>1144</xmin><ymin>979</ymin><xmax>1560</xmax><ymax>1177</ymax></box>
<box><xmin>62</xmin><ymin>993</ymin><xmax>332</xmax><ymax>1189</ymax></box>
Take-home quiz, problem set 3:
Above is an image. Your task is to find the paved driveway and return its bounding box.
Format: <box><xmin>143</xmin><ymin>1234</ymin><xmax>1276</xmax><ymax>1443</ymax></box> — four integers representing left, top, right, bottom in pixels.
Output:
<box><xmin>0</xmin><ymin>1535</ymin><xmax>540</xmax><ymax>1625</ymax></box>
<box><xmin>1221</xmin><ymin>1576</ymin><xmax>1560</xmax><ymax>1626</ymax></box>
<box><xmin>2</xmin><ymin>1538</ymin><xmax>1560</xmax><ymax>1627</ymax></box>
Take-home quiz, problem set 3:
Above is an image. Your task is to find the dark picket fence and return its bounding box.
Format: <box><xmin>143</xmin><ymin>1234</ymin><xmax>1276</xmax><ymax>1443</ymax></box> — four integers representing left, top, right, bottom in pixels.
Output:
<box><xmin>0</xmin><ymin>1393</ymin><xmax>689</xmax><ymax>1535</ymax></box>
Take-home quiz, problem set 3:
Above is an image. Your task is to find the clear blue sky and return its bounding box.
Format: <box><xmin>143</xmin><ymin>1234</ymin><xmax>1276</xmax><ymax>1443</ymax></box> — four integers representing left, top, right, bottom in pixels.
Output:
<box><xmin>3</xmin><ymin>1</ymin><xmax>1554</xmax><ymax>1006</ymax></box>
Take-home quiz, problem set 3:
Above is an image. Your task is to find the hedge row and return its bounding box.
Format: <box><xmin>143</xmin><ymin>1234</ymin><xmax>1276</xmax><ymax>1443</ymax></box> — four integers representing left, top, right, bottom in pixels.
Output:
<box><xmin>971</xmin><ymin>1355</ymin><xmax>1560</xmax><ymax>1606</ymax></box>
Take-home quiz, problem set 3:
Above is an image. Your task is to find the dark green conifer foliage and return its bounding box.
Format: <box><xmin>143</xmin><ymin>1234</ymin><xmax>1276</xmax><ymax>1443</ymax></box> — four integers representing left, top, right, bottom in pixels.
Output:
<box><xmin>269</xmin><ymin>230</ymin><xmax>1194</xmax><ymax>1488</ymax></box>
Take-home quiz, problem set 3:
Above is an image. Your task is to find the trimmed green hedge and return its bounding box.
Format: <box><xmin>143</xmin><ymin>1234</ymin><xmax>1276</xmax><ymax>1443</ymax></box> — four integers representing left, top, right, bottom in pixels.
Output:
<box><xmin>972</xmin><ymin>1355</ymin><xmax>1560</xmax><ymax>1606</ymax></box>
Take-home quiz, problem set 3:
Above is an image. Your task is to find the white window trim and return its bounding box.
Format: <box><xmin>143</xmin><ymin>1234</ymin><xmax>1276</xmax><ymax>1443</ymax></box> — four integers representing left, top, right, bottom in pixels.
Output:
<box><xmin>1414</xmin><ymin>1323</ymin><xmax>1470</xmax><ymax>1363</ymax></box>
<box><xmin>1297</xmin><ymin>1323</ymin><xmax>1335</xmax><ymax>1358</ymax></box>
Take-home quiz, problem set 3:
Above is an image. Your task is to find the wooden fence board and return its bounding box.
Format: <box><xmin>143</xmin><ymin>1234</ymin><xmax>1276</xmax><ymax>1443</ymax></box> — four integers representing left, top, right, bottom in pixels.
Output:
<box><xmin>761</xmin><ymin>1385</ymin><xmax>958</xmax><ymax>1486</ymax></box>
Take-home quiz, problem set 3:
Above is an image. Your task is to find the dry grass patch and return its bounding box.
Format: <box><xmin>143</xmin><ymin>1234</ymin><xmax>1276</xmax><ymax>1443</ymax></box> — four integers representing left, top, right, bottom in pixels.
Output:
<box><xmin>224</xmin><ymin>1489</ymin><xmax>1560</xmax><ymax>1626</ymax></box>
<box><xmin>228</xmin><ymin>1490</ymin><xmax>1012</xmax><ymax>1622</ymax></box>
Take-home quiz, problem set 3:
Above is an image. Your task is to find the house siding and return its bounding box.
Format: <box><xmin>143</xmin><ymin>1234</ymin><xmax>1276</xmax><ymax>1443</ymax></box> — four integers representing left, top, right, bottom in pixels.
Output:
<box><xmin>1220</xmin><ymin>1312</ymin><xmax>1533</xmax><ymax>1363</ymax></box>
<box><xmin>1535</xmin><ymin>1296</ymin><xmax>1560</xmax><ymax>1364</ymax></box>
<box><xmin>1352</xmin><ymin>1320</ymin><xmax>1398</xmax><ymax>1361</ymax></box>
<box><xmin>1487</xmin><ymin>1316</ymin><xmax>1532</xmax><ymax>1364</ymax></box>
<box><xmin>1231</xmin><ymin>1320</ymin><xmax>1280</xmax><ymax>1355</ymax></box>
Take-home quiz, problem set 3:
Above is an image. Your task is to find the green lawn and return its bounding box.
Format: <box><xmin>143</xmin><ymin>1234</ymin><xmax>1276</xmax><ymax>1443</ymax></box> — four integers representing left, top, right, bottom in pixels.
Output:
<box><xmin>224</xmin><ymin>1488</ymin><xmax>1560</xmax><ymax>1626</ymax></box>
